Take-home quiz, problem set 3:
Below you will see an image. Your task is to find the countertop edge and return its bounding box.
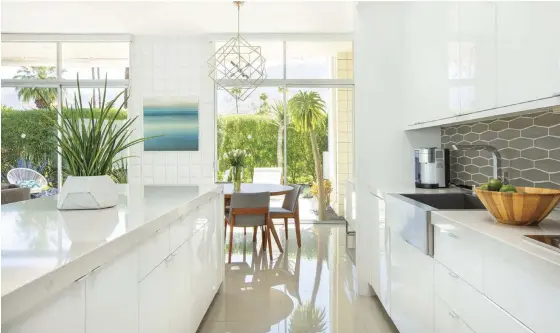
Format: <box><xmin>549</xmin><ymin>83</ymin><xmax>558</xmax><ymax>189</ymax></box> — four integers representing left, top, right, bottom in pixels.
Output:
<box><xmin>1</xmin><ymin>186</ymin><xmax>222</xmax><ymax>324</ymax></box>
<box><xmin>431</xmin><ymin>210</ymin><xmax>560</xmax><ymax>268</ymax></box>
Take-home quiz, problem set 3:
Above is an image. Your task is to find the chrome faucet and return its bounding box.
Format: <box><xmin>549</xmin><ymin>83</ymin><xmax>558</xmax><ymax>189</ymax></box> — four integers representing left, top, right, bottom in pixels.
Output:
<box><xmin>451</xmin><ymin>144</ymin><xmax>502</xmax><ymax>180</ymax></box>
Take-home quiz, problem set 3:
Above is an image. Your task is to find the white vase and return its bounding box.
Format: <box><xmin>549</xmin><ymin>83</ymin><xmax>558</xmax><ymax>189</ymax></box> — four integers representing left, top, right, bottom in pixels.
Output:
<box><xmin>57</xmin><ymin>175</ymin><xmax>118</xmax><ymax>210</ymax></box>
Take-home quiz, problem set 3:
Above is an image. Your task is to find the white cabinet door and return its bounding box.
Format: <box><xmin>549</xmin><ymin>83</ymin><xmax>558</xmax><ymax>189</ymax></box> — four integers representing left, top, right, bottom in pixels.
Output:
<box><xmin>404</xmin><ymin>2</ymin><xmax>460</xmax><ymax>125</ymax></box>
<box><xmin>458</xmin><ymin>1</ymin><xmax>497</xmax><ymax>114</ymax></box>
<box><xmin>389</xmin><ymin>227</ymin><xmax>434</xmax><ymax>333</ymax></box>
<box><xmin>139</xmin><ymin>260</ymin><xmax>169</xmax><ymax>333</ymax></box>
<box><xmin>497</xmin><ymin>2</ymin><xmax>560</xmax><ymax>106</ymax></box>
<box><xmin>5</xmin><ymin>279</ymin><xmax>86</xmax><ymax>333</ymax></box>
<box><xmin>168</xmin><ymin>241</ymin><xmax>191</xmax><ymax>333</ymax></box>
<box><xmin>187</xmin><ymin>227</ymin><xmax>207</xmax><ymax>333</ymax></box>
<box><xmin>86</xmin><ymin>250</ymin><xmax>138</xmax><ymax>333</ymax></box>
<box><xmin>435</xmin><ymin>296</ymin><xmax>474</xmax><ymax>333</ymax></box>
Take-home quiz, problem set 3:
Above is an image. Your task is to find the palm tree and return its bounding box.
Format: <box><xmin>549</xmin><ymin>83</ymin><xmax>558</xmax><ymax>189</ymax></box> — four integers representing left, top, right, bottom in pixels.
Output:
<box><xmin>288</xmin><ymin>91</ymin><xmax>327</xmax><ymax>221</ymax></box>
<box><xmin>258</xmin><ymin>92</ymin><xmax>270</xmax><ymax>114</ymax></box>
<box><xmin>230</xmin><ymin>87</ymin><xmax>242</xmax><ymax>114</ymax></box>
<box><xmin>269</xmin><ymin>101</ymin><xmax>290</xmax><ymax>181</ymax></box>
<box><xmin>13</xmin><ymin>66</ymin><xmax>57</xmax><ymax>108</ymax></box>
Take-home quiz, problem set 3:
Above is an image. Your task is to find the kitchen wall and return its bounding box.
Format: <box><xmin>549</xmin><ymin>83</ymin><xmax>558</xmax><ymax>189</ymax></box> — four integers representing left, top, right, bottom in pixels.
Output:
<box><xmin>442</xmin><ymin>106</ymin><xmax>560</xmax><ymax>188</ymax></box>
<box><xmin>128</xmin><ymin>35</ymin><xmax>216</xmax><ymax>187</ymax></box>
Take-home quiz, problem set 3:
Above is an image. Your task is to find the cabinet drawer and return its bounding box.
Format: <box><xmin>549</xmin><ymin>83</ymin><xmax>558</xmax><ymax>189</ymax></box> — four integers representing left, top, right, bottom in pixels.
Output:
<box><xmin>435</xmin><ymin>296</ymin><xmax>473</xmax><ymax>333</ymax></box>
<box><xmin>138</xmin><ymin>226</ymin><xmax>170</xmax><ymax>281</ymax></box>
<box><xmin>433</xmin><ymin>219</ymin><xmax>484</xmax><ymax>290</ymax></box>
<box><xmin>435</xmin><ymin>262</ymin><xmax>532</xmax><ymax>333</ymax></box>
<box><xmin>169</xmin><ymin>210</ymin><xmax>197</xmax><ymax>253</ymax></box>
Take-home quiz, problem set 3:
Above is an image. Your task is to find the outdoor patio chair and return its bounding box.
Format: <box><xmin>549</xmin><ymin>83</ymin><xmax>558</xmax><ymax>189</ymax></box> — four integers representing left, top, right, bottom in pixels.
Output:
<box><xmin>7</xmin><ymin>168</ymin><xmax>48</xmax><ymax>188</ymax></box>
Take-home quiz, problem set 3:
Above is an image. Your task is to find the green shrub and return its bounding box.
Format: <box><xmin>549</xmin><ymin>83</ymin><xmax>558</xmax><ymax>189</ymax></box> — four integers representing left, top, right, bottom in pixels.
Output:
<box><xmin>217</xmin><ymin>114</ymin><xmax>327</xmax><ymax>184</ymax></box>
<box><xmin>1</xmin><ymin>107</ymin><xmax>128</xmax><ymax>185</ymax></box>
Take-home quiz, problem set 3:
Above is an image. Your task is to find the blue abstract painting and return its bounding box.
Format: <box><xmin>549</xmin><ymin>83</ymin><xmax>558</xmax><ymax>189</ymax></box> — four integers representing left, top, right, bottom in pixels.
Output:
<box><xmin>143</xmin><ymin>97</ymin><xmax>199</xmax><ymax>151</ymax></box>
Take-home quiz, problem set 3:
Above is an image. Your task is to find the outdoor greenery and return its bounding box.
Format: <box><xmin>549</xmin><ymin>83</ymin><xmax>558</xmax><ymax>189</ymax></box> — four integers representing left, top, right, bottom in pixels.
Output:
<box><xmin>288</xmin><ymin>91</ymin><xmax>328</xmax><ymax>220</ymax></box>
<box><xmin>217</xmin><ymin>113</ymin><xmax>327</xmax><ymax>185</ymax></box>
<box><xmin>13</xmin><ymin>66</ymin><xmax>58</xmax><ymax>108</ymax></box>
<box><xmin>1</xmin><ymin>106</ymin><xmax>129</xmax><ymax>185</ymax></box>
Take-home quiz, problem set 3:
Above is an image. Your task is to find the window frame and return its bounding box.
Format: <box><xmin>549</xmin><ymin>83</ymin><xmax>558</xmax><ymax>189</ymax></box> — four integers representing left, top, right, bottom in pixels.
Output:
<box><xmin>1</xmin><ymin>34</ymin><xmax>131</xmax><ymax>189</ymax></box>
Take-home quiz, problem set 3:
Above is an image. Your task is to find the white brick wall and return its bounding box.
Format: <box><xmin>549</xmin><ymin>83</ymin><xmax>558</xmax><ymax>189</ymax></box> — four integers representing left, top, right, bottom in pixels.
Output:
<box><xmin>128</xmin><ymin>35</ymin><xmax>215</xmax><ymax>186</ymax></box>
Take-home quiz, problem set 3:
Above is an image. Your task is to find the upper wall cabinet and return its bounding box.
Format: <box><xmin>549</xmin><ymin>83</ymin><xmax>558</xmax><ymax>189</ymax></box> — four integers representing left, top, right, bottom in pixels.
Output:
<box><xmin>403</xmin><ymin>2</ymin><xmax>460</xmax><ymax>125</ymax></box>
<box><xmin>457</xmin><ymin>1</ymin><xmax>497</xmax><ymax>114</ymax></box>
<box><xmin>496</xmin><ymin>2</ymin><xmax>560</xmax><ymax>107</ymax></box>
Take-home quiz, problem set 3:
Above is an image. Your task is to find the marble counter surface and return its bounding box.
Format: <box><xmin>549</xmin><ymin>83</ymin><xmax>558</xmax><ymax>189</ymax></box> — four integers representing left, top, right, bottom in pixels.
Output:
<box><xmin>432</xmin><ymin>210</ymin><xmax>560</xmax><ymax>266</ymax></box>
<box><xmin>1</xmin><ymin>185</ymin><xmax>222</xmax><ymax>303</ymax></box>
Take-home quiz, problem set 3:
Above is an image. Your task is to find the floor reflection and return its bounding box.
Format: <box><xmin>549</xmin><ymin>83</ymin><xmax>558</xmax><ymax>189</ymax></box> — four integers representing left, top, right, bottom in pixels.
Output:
<box><xmin>199</xmin><ymin>224</ymin><xmax>398</xmax><ymax>333</ymax></box>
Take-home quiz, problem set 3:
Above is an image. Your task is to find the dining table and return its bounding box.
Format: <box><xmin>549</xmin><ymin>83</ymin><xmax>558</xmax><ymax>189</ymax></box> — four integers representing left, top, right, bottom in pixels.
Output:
<box><xmin>222</xmin><ymin>183</ymin><xmax>293</xmax><ymax>199</ymax></box>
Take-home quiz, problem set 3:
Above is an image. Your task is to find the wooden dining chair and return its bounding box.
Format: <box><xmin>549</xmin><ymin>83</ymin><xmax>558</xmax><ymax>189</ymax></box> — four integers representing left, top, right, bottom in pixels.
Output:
<box><xmin>269</xmin><ymin>185</ymin><xmax>302</xmax><ymax>248</ymax></box>
<box><xmin>225</xmin><ymin>192</ymin><xmax>283</xmax><ymax>263</ymax></box>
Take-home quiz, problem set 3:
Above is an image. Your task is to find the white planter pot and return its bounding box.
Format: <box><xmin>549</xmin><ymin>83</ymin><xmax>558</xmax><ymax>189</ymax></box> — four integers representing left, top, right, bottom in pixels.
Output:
<box><xmin>57</xmin><ymin>175</ymin><xmax>118</xmax><ymax>210</ymax></box>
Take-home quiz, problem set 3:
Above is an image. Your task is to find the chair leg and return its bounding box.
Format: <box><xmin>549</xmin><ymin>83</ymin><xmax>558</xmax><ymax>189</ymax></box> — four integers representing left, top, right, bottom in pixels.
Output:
<box><xmin>268</xmin><ymin>216</ymin><xmax>284</xmax><ymax>253</ymax></box>
<box><xmin>294</xmin><ymin>212</ymin><xmax>302</xmax><ymax>248</ymax></box>
<box><xmin>267</xmin><ymin>223</ymin><xmax>273</xmax><ymax>261</ymax></box>
<box><xmin>253</xmin><ymin>226</ymin><xmax>257</xmax><ymax>243</ymax></box>
<box><xmin>224</xmin><ymin>218</ymin><xmax>227</xmax><ymax>241</ymax></box>
<box><xmin>244</xmin><ymin>227</ymin><xmax>246</xmax><ymax>236</ymax></box>
<box><xmin>261</xmin><ymin>226</ymin><xmax>267</xmax><ymax>251</ymax></box>
<box><xmin>228</xmin><ymin>223</ymin><xmax>234</xmax><ymax>264</ymax></box>
<box><xmin>284</xmin><ymin>218</ymin><xmax>288</xmax><ymax>239</ymax></box>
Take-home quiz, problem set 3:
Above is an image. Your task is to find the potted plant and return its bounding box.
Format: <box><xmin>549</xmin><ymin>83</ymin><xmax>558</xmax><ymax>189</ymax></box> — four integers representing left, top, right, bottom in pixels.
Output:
<box><xmin>223</xmin><ymin>149</ymin><xmax>247</xmax><ymax>192</ymax></box>
<box><xmin>45</xmin><ymin>78</ymin><xmax>153</xmax><ymax>210</ymax></box>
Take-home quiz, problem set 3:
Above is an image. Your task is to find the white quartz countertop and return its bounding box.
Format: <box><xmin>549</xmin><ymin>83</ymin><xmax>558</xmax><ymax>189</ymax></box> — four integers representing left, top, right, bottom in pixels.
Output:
<box><xmin>1</xmin><ymin>185</ymin><xmax>222</xmax><ymax>302</ymax></box>
<box><xmin>432</xmin><ymin>210</ymin><xmax>560</xmax><ymax>266</ymax></box>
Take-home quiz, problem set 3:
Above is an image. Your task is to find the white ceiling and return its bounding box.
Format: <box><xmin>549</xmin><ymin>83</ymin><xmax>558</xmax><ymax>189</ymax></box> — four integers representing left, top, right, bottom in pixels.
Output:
<box><xmin>1</xmin><ymin>1</ymin><xmax>355</xmax><ymax>34</ymax></box>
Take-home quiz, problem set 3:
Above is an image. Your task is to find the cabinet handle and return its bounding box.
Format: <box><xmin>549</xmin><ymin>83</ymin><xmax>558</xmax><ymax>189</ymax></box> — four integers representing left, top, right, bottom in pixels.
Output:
<box><xmin>448</xmin><ymin>311</ymin><xmax>459</xmax><ymax>320</ymax></box>
<box><xmin>447</xmin><ymin>232</ymin><xmax>458</xmax><ymax>238</ymax></box>
<box><xmin>448</xmin><ymin>271</ymin><xmax>459</xmax><ymax>279</ymax></box>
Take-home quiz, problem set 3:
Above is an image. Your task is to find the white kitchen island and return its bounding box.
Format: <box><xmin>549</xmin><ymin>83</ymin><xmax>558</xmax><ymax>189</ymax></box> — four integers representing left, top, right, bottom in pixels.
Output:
<box><xmin>1</xmin><ymin>185</ymin><xmax>224</xmax><ymax>333</ymax></box>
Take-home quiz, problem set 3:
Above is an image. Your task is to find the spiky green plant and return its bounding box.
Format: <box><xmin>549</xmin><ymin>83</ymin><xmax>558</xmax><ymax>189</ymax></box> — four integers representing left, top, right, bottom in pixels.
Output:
<box><xmin>44</xmin><ymin>77</ymin><xmax>154</xmax><ymax>177</ymax></box>
<box><xmin>289</xmin><ymin>302</ymin><xmax>327</xmax><ymax>333</ymax></box>
<box><xmin>110</xmin><ymin>159</ymin><xmax>128</xmax><ymax>184</ymax></box>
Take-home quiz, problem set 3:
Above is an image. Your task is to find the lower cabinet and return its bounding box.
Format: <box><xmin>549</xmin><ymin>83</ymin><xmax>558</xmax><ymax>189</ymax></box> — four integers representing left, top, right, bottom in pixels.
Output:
<box><xmin>139</xmin><ymin>259</ymin><xmax>170</xmax><ymax>333</ymax></box>
<box><xmin>434</xmin><ymin>261</ymin><xmax>532</xmax><ymax>333</ymax></box>
<box><xmin>389</xmin><ymin>227</ymin><xmax>434</xmax><ymax>333</ymax></box>
<box><xmin>435</xmin><ymin>296</ymin><xmax>473</xmax><ymax>333</ymax></box>
<box><xmin>86</xmin><ymin>250</ymin><xmax>139</xmax><ymax>333</ymax></box>
<box><xmin>4</xmin><ymin>279</ymin><xmax>86</xmax><ymax>333</ymax></box>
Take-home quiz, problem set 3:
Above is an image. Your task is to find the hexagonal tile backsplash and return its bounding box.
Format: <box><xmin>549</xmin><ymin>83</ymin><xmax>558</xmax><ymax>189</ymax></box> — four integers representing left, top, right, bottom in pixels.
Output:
<box><xmin>441</xmin><ymin>107</ymin><xmax>560</xmax><ymax>189</ymax></box>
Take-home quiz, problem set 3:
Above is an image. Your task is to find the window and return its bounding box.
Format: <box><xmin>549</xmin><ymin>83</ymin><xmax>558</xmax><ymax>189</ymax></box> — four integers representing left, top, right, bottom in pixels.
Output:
<box><xmin>214</xmin><ymin>38</ymin><xmax>354</xmax><ymax>220</ymax></box>
<box><xmin>62</xmin><ymin>42</ymin><xmax>129</xmax><ymax>80</ymax></box>
<box><xmin>286</xmin><ymin>41</ymin><xmax>353</xmax><ymax>79</ymax></box>
<box><xmin>1</xmin><ymin>42</ymin><xmax>57</xmax><ymax>80</ymax></box>
<box><xmin>1</xmin><ymin>37</ymin><xmax>130</xmax><ymax>191</ymax></box>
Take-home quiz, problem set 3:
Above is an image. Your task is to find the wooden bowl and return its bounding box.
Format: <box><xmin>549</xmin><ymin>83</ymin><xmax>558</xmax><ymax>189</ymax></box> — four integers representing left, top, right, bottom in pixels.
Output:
<box><xmin>476</xmin><ymin>187</ymin><xmax>560</xmax><ymax>226</ymax></box>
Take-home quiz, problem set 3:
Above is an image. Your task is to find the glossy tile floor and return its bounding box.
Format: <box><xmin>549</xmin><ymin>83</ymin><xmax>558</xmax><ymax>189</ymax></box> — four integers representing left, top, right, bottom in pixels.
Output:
<box><xmin>198</xmin><ymin>224</ymin><xmax>398</xmax><ymax>333</ymax></box>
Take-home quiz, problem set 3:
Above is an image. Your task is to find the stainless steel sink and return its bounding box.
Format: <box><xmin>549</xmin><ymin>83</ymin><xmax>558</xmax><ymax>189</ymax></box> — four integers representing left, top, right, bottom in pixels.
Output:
<box><xmin>386</xmin><ymin>191</ymin><xmax>485</xmax><ymax>256</ymax></box>
<box><xmin>400</xmin><ymin>193</ymin><xmax>485</xmax><ymax>210</ymax></box>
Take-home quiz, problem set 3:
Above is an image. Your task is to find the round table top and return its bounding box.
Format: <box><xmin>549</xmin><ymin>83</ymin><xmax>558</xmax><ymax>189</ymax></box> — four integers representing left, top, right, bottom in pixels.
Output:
<box><xmin>223</xmin><ymin>183</ymin><xmax>293</xmax><ymax>197</ymax></box>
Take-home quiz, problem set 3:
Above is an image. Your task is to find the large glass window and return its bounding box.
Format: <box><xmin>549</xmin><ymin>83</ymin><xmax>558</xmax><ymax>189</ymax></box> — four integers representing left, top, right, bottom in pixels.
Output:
<box><xmin>214</xmin><ymin>38</ymin><xmax>354</xmax><ymax>220</ymax></box>
<box><xmin>1</xmin><ymin>38</ymin><xmax>130</xmax><ymax>193</ymax></box>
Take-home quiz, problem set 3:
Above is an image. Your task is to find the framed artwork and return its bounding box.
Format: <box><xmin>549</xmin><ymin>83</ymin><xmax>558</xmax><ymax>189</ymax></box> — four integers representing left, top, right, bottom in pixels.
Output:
<box><xmin>143</xmin><ymin>97</ymin><xmax>199</xmax><ymax>151</ymax></box>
